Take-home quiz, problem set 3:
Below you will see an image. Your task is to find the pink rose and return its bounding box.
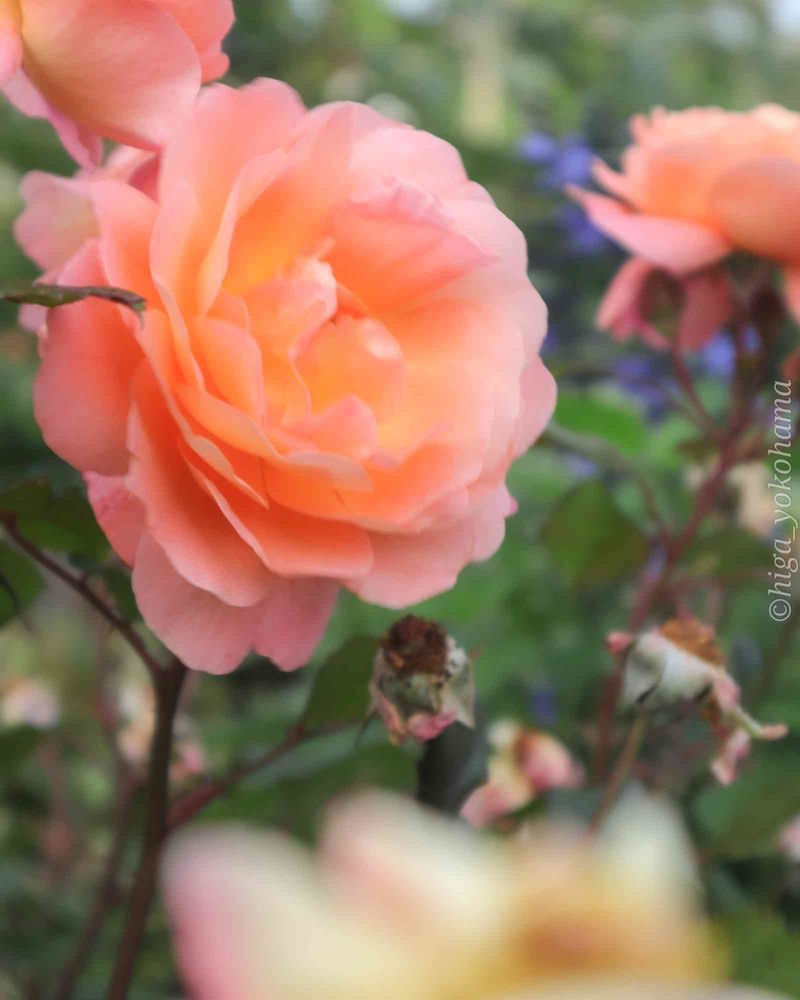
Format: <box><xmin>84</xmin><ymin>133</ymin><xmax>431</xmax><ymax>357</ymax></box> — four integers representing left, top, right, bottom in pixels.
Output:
<box><xmin>25</xmin><ymin>80</ymin><xmax>554</xmax><ymax>674</ymax></box>
<box><xmin>569</xmin><ymin>105</ymin><xmax>800</xmax><ymax>332</ymax></box>
<box><xmin>0</xmin><ymin>0</ymin><xmax>233</xmax><ymax>165</ymax></box>
<box><xmin>597</xmin><ymin>259</ymin><xmax>733</xmax><ymax>352</ymax></box>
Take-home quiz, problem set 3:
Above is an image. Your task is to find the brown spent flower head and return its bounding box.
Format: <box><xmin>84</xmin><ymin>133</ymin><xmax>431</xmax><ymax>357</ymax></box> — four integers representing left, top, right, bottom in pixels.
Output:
<box><xmin>381</xmin><ymin>615</ymin><xmax>449</xmax><ymax>676</ymax></box>
<box><xmin>370</xmin><ymin>616</ymin><xmax>475</xmax><ymax>745</ymax></box>
<box><xmin>657</xmin><ymin>618</ymin><xmax>724</xmax><ymax>668</ymax></box>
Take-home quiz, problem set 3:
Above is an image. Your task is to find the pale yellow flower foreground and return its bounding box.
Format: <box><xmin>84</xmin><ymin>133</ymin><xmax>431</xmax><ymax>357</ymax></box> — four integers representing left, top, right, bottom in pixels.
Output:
<box><xmin>162</xmin><ymin>792</ymin><xmax>788</xmax><ymax>1000</ymax></box>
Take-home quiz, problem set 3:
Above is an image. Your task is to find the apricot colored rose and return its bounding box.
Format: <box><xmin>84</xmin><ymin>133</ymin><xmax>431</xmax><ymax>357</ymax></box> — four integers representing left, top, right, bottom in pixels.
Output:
<box><xmin>0</xmin><ymin>0</ymin><xmax>233</xmax><ymax>165</ymax></box>
<box><xmin>25</xmin><ymin>80</ymin><xmax>554</xmax><ymax>673</ymax></box>
<box><xmin>570</xmin><ymin>105</ymin><xmax>800</xmax><ymax>326</ymax></box>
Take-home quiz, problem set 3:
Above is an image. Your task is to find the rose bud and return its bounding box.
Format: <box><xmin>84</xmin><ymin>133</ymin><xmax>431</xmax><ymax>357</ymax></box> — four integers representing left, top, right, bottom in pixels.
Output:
<box><xmin>461</xmin><ymin>720</ymin><xmax>583</xmax><ymax>828</ymax></box>
<box><xmin>615</xmin><ymin>617</ymin><xmax>787</xmax><ymax>785</ymax></box>
<box><xmin>369</xmin><ymin>616</ymin><xmax>474</xmax><ymax>745</ymax></box>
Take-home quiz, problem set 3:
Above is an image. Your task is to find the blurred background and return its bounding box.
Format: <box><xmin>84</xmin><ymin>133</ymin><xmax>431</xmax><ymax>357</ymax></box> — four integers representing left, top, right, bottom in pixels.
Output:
<box><xmin>2</xmin><ymin>1</ymin><xmax>800</xmax><ymax>996</ymax></box>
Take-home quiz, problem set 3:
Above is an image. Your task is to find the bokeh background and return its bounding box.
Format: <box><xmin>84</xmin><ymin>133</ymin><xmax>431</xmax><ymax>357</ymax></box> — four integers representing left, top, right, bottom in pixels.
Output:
<box><xmin>2</xmin><ymin>1</ymin><xmax>800</xmax><ymax>996</ymax></box>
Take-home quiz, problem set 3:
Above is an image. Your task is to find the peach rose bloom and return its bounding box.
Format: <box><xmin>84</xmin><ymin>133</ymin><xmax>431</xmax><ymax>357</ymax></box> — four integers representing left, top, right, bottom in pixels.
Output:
<box><xmin>160</xmin><ymin>791</ymin><xmax>786</xmax><ymax>1000</ymax></box>
<box><xmin>25</xmin><ymin>80</ymin><xmax>554</xmax><ymax>674</ymax></box>
<box><xmin>570</xmin><ymin>105</ymin><xmax>800</xmax><ymax>329</ymax></box>
<box><xmin>0</xmin><ymin>0</ymin><xmax>233</xmax><ymax>165</ymax></box>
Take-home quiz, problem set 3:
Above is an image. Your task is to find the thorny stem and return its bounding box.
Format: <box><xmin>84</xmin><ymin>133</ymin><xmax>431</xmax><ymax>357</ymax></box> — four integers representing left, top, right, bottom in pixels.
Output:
<box><xmin>107</xmin><ymin>658</ymin><xmax>187</xmax><ymax>1000</ymax></box>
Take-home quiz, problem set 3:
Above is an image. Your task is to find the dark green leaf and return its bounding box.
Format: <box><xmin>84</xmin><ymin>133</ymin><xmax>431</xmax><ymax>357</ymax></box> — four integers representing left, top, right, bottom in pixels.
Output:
<box><xmin>0</xmin><ymin>480</ymin><xmax>108</xmax><ymax>561</ymax></box>
<box><xmin>0</xmin><ymin>726</ymin><xmax>42</xmax><ymax>775</ymax></box>
<box><xmin>100</xmin><ymin>567</ymin><xmax>140</xmax><ymax>621</ymax></box>
<box><xmin>694</xmin><ymin>749</ymin><xmax>800</xmax><ymax>859</ymax></box>
<box><xmin>1</xmin><ymin>283</ymin><xmax>146</xmax><ymax>317</ymax></box>
<box><xmin>416</xmin><ymin>722</ymin><xmax>486</xmax><ymax>814</ymax></box>
<box><xmin>302</xmin><ymin>635</ymin><xmax>378</xmax><ymax>730</ymax></box>
<box><xmin>540</xmin><ymin>480</ymin><xmax>648</xmax><ymax>588</ymax></box>
<box><xmin>685</xmin><ymin>527</ymin><xmax>771</xmax><ymax>580</ymax></box>
<box><xmin>0</xmin><ymin>542</ymin><xmax>44</xmax><ymax>625</ymax></box>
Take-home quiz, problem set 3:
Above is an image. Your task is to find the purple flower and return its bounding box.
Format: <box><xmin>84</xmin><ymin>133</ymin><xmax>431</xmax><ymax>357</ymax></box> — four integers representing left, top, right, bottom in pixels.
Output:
<box><xmin>557</xmin><ymin>204</ymin><xmax>608</xmax><ymax>255</ymax></box>
<box><xmin>614</xmin><ymin>354</ymin><xmax>670</xmax><ymax>419</ymax></box>
<box><xmin>519</xmin><ymin>131</ymin><xmax>595</xmax><ymax>190</ymax></box>
<box><xmin>518</xmin><ymin>131</ymin><xmax>560</xmax><ymax>164</ymax></box>
<box><xmin>544</xmin><ymin>134</ymin><xmax>594</xmax><ymax>188</ymax></box>
<box><xmin>697</xmin><ymin>336</ymin><xmax>735</xmax><ymax>379</ymax></box>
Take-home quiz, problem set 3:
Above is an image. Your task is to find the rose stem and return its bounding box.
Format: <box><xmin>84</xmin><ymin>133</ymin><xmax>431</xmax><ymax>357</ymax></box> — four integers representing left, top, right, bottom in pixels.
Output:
<box><xmin>107</xmin><ymin>657</ymin><xmax>187</xmax><ymax>1000</ymax></box>
<box><xmin>590</xmin><ymin>713</ymin><xmax>648</xmax><ymax>833</ymax></box>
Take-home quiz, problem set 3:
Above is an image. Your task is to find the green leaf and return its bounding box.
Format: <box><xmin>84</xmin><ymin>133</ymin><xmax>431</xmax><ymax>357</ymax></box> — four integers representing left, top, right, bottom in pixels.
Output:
<box><xmin>1</xmin><ymin>283</ymin><xmax>146</xmax><ymax>317</ymax></box>
<box><xmin>694</xmin><ymin>749</ymin><xmax>800</xmax><ymax>859</ymax></box>
<box><xmin>100</xmin><ymin>567</ymin><xmax>140</xmax><ymax>622</ymax></box>
<box><xmin>302</xmin><ymin>635</ymin><xmax>378</xmax><ymax>730</ymax></box>
<box><xmin>540</xmin><ymin>480</ymin><xmax>648</xmax><ymax>588</ymax></box>
<box><xmin>554</xmin><ymin>390</ymin><xmax>647</xmax><ymax>456</ymax></box>
<box><xmin>685</xmin><ymin>527</ymin><xmax>771</xmax><ymax>580</ymax></box>
<box><xmin>0</xmin><ymin>543</ymin><xmax>44</xmax><ymax>626</ymax></box>
<box><xmin>721</xmin><ymin>908</ymin><xmax>800</xmax><ymax>998</ymax></box>
<box><xmin>0</xmin><ymin>480</ymin><xmax>108</xmax><ymax>561</ymax></box>
<box><xmin>203</xmin><ymin>740</ymin><xmax>416</xmax><ymax>841</ymax></box>
<box><xmin>0</xmin><ymin>726</ymin><xmax>42</xmax><ymax>775</ymax></box>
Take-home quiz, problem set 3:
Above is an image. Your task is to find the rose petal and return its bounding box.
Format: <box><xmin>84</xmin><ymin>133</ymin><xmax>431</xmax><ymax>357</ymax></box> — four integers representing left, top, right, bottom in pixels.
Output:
<box><xmin>85</xmin><ymin>472</ymin><xmax>146</xmax><ymax>565</ymax></box>
<box><xmin>568</xmin><ymin>187</ymin><xmax>731</xmax><ymax>274</ymax></box>
<box><xmin>709</xmin><ymin>157</ymin><xmax>800</xmax><ymax>261</ymax></box>
<box><xmin>128</xmin><ymin>369</ymin><xmax>272</xmax><ymax>608</ymax></box>
<box><xmin>33</xmin><ymin>242</ymin><xmax>142</xmax><ymax>475</ymax></box>
<box><xmin>21</xmin><ymin>0</ymin><xmax>200</xmax><ymax>152</ymax></box>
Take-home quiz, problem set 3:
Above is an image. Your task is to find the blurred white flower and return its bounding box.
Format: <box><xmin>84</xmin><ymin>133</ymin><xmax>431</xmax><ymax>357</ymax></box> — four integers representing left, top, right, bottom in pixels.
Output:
<box><xmin>727</xmin><ymin>462</ymin><xmax>775</xmax><ymax>538</ymax></box>
<box><xmin>159</xmin><ymin>790</ymin><xmax>781</xmax><ymax>1000</ymax></box>
<box><xmin>1</xmin><ymin>677</ymin><xmax>60</xmax><ymax>730</ymax></box>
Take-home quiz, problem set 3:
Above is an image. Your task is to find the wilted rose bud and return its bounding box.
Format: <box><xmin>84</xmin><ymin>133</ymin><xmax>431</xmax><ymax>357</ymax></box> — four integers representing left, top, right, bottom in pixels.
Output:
<box><xmin>461</xmin><ymin>720</ymin><xmax>583</xmax><ymax>828</ymax></box>
<box><xmin>369</xmin><ymin>616</ymin><xmax>474</xmax><ymax>745</ymax></box>
<box><xmin>614</xmin><ymin>617</ymin><xmax>787</xmax><ymax>785</ymax></box>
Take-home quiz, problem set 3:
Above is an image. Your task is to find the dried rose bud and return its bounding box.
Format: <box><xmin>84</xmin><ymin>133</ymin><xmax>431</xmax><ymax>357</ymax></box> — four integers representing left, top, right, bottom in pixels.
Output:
<box><xmin>369</xmin><ymin>616</ymin><xmax>474</xmax><ymax>745</ymax></box>
<box><xmin>461</xmin><ymin>720</ymin><xmax>583</xmax><ymax>828</ymax></box>
<box><xmin>615</xmin><ymin>617</ymin><xmax>787</xmax><ymax>785</ymax></box>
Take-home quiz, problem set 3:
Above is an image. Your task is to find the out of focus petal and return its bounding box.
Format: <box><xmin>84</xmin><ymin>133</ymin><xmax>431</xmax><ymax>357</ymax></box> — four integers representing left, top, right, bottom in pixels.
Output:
<box><xmin>568</xmin><ymin>188</ymin><xmax>731</xmax><ymax>274</ymax></box>
<box><xmin>709</xmin><ymin>158</ymin><xmax>800</xmax><ymax>261</ymax></box>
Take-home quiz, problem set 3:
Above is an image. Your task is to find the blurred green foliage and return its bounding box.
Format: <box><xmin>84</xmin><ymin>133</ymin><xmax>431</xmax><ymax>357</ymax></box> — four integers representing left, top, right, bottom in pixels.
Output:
<box><xmin>2</xmin><ymin>1</ymin><xmax>800</xmax><ymax>997</ymax></box>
